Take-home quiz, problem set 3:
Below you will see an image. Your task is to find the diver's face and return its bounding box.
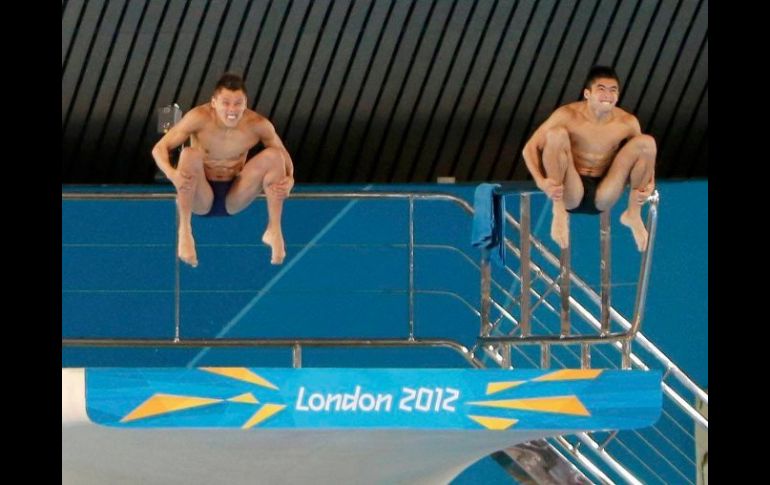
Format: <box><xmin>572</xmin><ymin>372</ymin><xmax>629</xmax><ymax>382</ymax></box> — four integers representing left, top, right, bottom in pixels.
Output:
<box><xmin>212</xmin><ymin>89</ymin><xmax>247</xmax><ymax>127</ymax></box>
<box><xmin>584</xmin><ymin>78</ymin><xmax>619</xmax><ymax>113</ymax></box>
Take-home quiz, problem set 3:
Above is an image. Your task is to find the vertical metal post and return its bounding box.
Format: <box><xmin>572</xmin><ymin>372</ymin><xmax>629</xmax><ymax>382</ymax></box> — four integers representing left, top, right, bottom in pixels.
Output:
<box><xmin>501</xmin><ymin>344</ymin><xmax>511</xmax><ymax>369</ymax></box>
<box><xmin>520</xmin><ymin>194</ymin><xmax>531</xmax><ymax>336</ymax></box>
<box><xmin>581</xmin><ymin>343</ymin><xmax>591</xmax><ymax>369</ymax></box>
<box><xmin>559</xmin><ymin>245</ymin><xmax>571</xmax><ymax>336</ymax></box>
<box><xmin>174</xmin><ymin>202</ymin><xmax>181</xmax><ymax>343</ymax></box>
<box><xmin>621</xmin><ymin>340</ymin><xmax>632</xmax><ymax>369</ymax></box>
<box><xmin>408</xmin><ymin>197</ymin><xmax>415</xmax><ymax>341</ymax></box>
<box><xmin>480</xmin><ymin>250</ymin><xmax>491</xmax><ymax>336</ymax></box>
<box><xmin>540</xmin><ymin>343</ymin><xmax>551</xmax><ymax>369</ymax></box>
<box><xmin>600</xmin><ymin>211</ymin><xmax>612</xmax><ymax>334</ymax></box>
<box><xmin>630</xmin><ymin>192</ymin><xmax>660</xmax><ymax>335</ymax></box>
<box><xmin>292</xmin><ymin>344</ymin><xmax>302</xmax><ymax>369</ymax></box>
<box><xmin>159</xmin><ymin>105</ymin><xmax>184</xmax><ymax>343</ymax></box>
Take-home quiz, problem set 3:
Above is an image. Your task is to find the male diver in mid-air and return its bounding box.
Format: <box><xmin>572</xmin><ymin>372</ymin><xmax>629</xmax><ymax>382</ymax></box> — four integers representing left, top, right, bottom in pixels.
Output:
<box><xmin>152</xmin><ymin>72</ymin><xmax>294</xmax><ymax>267</ymax></box>
<box><xmin>522</xmin><ymin>65</ymin><xmax>655</xmax><ymax>251</ymax></box>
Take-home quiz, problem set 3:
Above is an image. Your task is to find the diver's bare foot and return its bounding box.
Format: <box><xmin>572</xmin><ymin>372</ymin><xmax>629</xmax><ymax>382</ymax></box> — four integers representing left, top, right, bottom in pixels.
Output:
<box><xmin>178</xmin><ymin>231</ymin><xmax>198</xmax><ymax>267</ymax></box>
<box><xmin>620</xmin><ymin>210</ymin><xmax>648</xmax><ymax>251</ymax></box>
<box><xmin>551</xmin><ymin>209</ymin><xmax>570</xmax><ymax>249</ymax></box>
<box><xmin>262</xmin><ymin>229</ymin><xmax>286</xmax><ymax>265</ymax></box>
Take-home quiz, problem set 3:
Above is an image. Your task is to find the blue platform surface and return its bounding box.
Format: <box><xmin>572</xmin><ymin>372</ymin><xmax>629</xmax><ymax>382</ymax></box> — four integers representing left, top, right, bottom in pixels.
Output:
<box><xmin>63</xmin><ymin>181</ymin><xmax>707</xmax><ymax>389</ymax></box>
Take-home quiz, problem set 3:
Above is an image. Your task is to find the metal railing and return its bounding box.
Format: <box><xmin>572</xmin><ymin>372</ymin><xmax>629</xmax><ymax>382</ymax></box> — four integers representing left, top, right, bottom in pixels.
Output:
<box><xmin>63</xmin><ymin>190</ymin><xmax>475</xmax><ymax>344</ymax></box>
<box><xmin>477</xmin><ymin>190</ymin><xmax>660</xmax><ymax>368</ymax></box>
<box><xmin>471</xmin><ymin>189</ymin><xmax>707</xmax><ymax>484</ymax></box>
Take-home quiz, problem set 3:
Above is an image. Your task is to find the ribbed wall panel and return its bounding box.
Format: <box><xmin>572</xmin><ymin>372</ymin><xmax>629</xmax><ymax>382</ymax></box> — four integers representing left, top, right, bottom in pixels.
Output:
<box><xmin>63</xmin><ymin>0</ymin><xmax>708</xmax><ymax>183</ymax></box>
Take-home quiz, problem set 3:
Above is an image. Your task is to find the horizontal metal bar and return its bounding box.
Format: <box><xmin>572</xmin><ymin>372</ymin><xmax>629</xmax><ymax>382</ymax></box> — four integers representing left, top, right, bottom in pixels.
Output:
<box><xmin>62</xmin><ymin>190</ymin><xmax>475</xmax><ymax>214</ymax></box>
<box><xmin>62</xmin><ymin>337</ymin><xmax>482</xmax><ymax>368</ymax></box>
<box><xmin>479</xmin><ymin>333</ymin><xmax>630</xmax><ymax>345</ymax></box>
<box><xmin>63</xmin><ymin>336</ymin><xmax>464</xmax><ymax>348</ymax></box>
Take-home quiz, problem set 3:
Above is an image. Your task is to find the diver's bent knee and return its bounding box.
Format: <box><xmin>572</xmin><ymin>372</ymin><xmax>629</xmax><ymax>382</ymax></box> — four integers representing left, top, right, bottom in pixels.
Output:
<box><xmin>544</xmin><ymin>127</ymin><xmax>570</xmax><ymax>145</ymax></box>
<box><xmin>178</xmin><ymin>147</ymin><xmax>205</xmax><ymax>169</ymax></box>
<box><xmin>630</xmin><ymin>134</ymin><xmax>657</xmax><ymax>156</ymax></box>
<box><xmin>260</xmin><ymin>147</ymin><xmax>284</xmax><ymax>162</ymax></box>
<box><xmin>180</xmin><ymin>146</ymin><xmax>205</xmax><ymax>160</ymax></box>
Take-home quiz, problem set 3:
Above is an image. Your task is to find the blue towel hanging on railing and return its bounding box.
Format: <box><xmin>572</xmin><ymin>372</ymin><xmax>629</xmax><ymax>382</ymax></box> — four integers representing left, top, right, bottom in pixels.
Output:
<box><xmin>471</xmin><ymin>183</ymin><xmax>505</xmax><ymax>266</ymax></box>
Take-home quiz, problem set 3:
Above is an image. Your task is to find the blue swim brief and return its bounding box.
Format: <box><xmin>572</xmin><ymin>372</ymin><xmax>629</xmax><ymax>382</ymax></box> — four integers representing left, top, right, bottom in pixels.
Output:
<box><xmin>202</xmin><ymin>180</ymin><xmax>234</xmax><ymax>217</ymax></box>
<box><xmin>567</xmin><ymin>175</ymin><xmax>604</xmax><ymax>215</ymax></box>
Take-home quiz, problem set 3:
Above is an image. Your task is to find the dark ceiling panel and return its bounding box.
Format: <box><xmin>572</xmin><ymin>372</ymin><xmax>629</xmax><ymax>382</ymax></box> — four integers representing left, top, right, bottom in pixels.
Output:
<box><xmin>62</xmin><ymin>0</ymin><xmax>708</xmax><ymax>184</ymax></box>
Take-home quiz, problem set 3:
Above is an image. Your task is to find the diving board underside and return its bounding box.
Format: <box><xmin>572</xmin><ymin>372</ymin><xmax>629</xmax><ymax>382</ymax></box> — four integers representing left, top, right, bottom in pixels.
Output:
<box><xmin>63</xmin><ymin>368</ymin><xmax>661</xmax><ymax>484</ymax></box>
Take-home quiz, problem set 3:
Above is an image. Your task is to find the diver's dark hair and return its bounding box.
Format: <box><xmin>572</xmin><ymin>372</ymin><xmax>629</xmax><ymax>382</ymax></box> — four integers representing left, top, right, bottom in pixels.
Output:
<box><xmin>214</xmin><ymin>72</ymin><xmax>246</xmax><ymax>95</ymax></box>
<box><xmin>584</xmin><ymin>65</ymin><xmax>620</xmax><ymax>90</ymax></box>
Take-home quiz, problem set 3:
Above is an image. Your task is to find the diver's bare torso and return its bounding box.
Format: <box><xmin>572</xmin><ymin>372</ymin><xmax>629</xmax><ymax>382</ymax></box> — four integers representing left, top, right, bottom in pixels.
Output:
<box><xmin>560</xmin><ymin>102</ymin><xmax>638</xmax><ymax>177</ymax></box>
<box><xmin>189</xmin><ymin>107</ymin><xmax>265</xmax><ymax>181</ymax></box>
